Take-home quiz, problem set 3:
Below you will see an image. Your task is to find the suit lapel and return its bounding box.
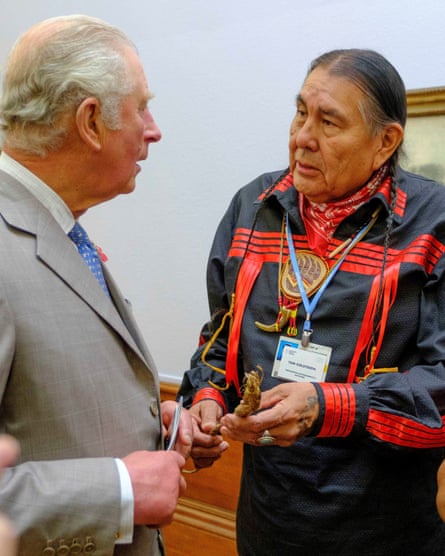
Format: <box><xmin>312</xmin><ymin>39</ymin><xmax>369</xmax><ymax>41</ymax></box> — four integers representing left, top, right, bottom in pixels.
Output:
<box><xmin>37</xmin><ymin>212</ymin><xmax>152</xmax><ymax>366</ymax></box>
<box><xmin>103</xmin><ymin>265</ymin><xmax>158</xmax><ymax>372</ymax></box>
<box><xmin>0</xmin><ymin>173</ymin><xmax>153</xmax><ymax>369</ymax></box>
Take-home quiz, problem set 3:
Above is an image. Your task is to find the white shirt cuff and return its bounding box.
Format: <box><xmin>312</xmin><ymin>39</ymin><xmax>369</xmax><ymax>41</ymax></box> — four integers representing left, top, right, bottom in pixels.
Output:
<box><xmin>114</xmin><ymin>458</ymin><xmax>134</xmax><ymax>544</ymax></box>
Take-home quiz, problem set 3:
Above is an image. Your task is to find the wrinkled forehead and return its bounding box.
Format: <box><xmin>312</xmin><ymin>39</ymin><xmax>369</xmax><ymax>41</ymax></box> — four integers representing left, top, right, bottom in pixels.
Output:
<box><xmin>298</xmin><ymin>67</ymin><xmax>366</xmax><ymax>111</ymax></box>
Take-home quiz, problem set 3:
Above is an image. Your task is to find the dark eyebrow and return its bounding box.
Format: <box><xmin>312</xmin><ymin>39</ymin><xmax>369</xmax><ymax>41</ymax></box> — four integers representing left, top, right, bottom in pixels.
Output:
<box><xmin>296</xmin><ymin>93</ymin><xmax>345</xmax><ymax>122</ymax></box>
<box><xmin>296</xmin><ymin>93</ymin><xmax>305</xmax><ymax>107</ymax></box>
<box><xmin>320</xmin><ymin>106</ymin><xmax>344</xmax><ymax>120</ymax></box>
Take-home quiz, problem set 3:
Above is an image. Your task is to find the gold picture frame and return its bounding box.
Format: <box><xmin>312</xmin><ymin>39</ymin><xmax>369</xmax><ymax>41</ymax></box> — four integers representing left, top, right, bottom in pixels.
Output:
<box><xmin>403</xmin><ymin>86</ymin><xmax>445</xmax><ymax>183</ymax></box>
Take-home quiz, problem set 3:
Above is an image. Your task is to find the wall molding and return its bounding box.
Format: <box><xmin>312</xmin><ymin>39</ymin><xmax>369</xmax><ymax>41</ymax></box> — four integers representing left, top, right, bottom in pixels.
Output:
<box><xmin>173</xmin><ymin>497</ymin><xmax>236</xmax><ymax>540</ymax></box>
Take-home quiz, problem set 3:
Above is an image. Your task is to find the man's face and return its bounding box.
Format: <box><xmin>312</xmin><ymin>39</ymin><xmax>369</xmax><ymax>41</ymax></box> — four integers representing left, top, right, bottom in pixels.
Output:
<box><xmin>97</xmin><ymin>46</ymin><xmax>162</xmax><ymax>201</ymax></box>
<box><xmin>288</xmin><ymin>66</ymin><xmax>389</xmax><ymax>204</ymax></box>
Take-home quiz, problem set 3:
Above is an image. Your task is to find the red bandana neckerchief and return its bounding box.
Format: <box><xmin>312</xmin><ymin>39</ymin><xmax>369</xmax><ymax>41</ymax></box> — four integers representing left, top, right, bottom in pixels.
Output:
<box><xmin>299</xmin><ymin>163</ymin><xmax>391</xmax><ymax>257</ymax></box>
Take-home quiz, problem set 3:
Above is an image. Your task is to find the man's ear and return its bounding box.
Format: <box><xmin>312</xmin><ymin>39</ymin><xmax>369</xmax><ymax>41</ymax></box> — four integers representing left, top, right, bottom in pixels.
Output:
<box><xmin>372</xmin><ymin>123</ymin><xmax>404</xmax><ymax>170</ymax></box>
<box><xmin>75</xmin><ymin>97</ymin><xmax>104</xmax><ymax>151</ymax></box>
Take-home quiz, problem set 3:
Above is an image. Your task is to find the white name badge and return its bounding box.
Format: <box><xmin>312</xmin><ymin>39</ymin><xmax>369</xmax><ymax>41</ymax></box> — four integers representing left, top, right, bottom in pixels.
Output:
<box><xmin>272</xmin><ymin>336</ymin><xmax>332</xmax><ymax>383</ymax></box>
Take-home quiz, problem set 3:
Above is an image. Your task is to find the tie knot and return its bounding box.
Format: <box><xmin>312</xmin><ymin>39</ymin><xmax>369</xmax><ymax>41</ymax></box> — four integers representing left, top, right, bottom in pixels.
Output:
<box><xmin>68</xmin><ymin>221</ymin><xmax>90</xmax><ymax>247</ymax></box>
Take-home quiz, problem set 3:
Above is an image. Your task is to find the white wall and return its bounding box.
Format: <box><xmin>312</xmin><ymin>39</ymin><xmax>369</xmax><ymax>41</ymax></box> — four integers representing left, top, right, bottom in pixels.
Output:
<box><xmin>1</xmin><ymin>1</ymin><xmax>444</xmax><ymax>382</ymax></box>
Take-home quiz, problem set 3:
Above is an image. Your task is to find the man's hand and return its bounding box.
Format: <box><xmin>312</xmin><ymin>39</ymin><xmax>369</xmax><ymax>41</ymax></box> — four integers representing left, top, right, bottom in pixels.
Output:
<box><xmin>0</xmin><ymin>434</ymin><xmax>20</xmax><ymax>555</ymax></box>
<box><xmin>161</xmin><ymin>400</ymin><xmax>193</xmax><ymax>458</ymax></box>
<box><xmin>220</xmin><ymin>382</ymin><xmax>319</xmax><ymax>446</ymax></box>
<box><xmin>189</xmin><ymin>400</ymin><xmax>229</xmax><ymax>470</ymax></box>
<box><xmin>437</xmin><ymin>459</ymin><xmax>445</xmax><ymax>521</ymax></box>
<box><xmin>122</xmin><ymin>450</ymin><xmax>186</xmax><ymax>527</ymax></box>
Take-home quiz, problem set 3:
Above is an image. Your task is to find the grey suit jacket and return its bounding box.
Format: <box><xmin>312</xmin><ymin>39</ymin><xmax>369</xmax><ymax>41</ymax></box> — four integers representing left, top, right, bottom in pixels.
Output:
<box><xmin>0</xmin><ymin>171</ymin><xmax>164</xmax><ymax>555</ymax></box>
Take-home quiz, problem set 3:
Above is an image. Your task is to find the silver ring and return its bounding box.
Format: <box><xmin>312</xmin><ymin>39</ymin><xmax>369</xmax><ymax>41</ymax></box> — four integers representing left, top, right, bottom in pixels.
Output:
<box><xmin>258</xmin><ymin>429</ymin><xmax>275</xmax><ymax>445</ymax></box>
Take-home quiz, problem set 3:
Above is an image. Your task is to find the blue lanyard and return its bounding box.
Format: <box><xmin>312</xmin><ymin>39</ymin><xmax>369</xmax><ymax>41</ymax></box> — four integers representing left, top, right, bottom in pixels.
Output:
<box><xmin>285</xmin><ymin>208</ymin><xmax>381</xmax><ymax>347</ymax></box>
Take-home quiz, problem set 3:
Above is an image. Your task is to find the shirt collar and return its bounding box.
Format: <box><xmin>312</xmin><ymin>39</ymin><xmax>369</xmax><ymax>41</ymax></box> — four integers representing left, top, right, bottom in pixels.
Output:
<box><xmin>0</xmin><ymin>151</ymin><xmax>74</xmax><ymax>233</ymax></box>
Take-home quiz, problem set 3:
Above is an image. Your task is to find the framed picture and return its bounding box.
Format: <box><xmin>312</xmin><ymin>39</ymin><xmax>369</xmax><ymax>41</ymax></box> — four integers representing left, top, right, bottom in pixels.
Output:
<box><xmin>403</xmin><ymin>87</ymin><xmax>445</xmax><ymax>183</ymax></box>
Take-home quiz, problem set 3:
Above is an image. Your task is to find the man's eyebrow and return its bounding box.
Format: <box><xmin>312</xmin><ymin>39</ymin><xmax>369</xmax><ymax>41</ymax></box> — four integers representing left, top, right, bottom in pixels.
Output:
<box><xmin>296</xmin><ymin>93</ymin><xmax>345</xmax><ymax>121</ymax></box>
<box><xmin>319</xmin><ymin>106</ymin><xmax>343</xmax><ymax>120</ymax></box>
<box><xmin>295</xmin><ymin>93</ymin><xmax>305</xmax><ymax>106</ymax></box>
